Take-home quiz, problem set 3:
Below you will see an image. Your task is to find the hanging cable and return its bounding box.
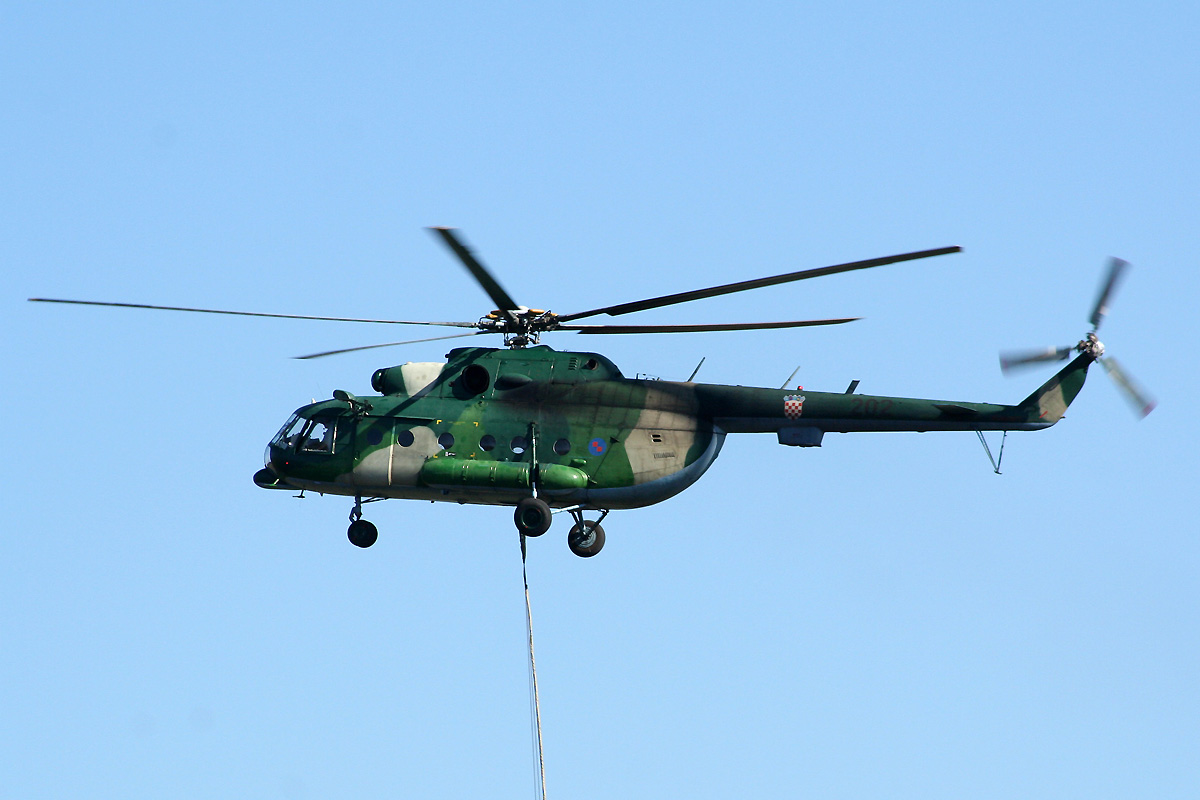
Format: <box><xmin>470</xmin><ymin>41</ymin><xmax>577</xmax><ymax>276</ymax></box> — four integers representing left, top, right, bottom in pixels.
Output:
<box><xmin>521</xmin><ymin>533</ymin><xmax>548</xmax><ymax>800</ymax></box>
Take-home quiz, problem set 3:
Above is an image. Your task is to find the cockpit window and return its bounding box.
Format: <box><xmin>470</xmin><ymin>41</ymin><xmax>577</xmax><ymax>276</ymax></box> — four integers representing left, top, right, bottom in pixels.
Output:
<box><xmin>301</xmin><ymin>419</ymin><xmax>335</xmax><ymax>452</ymax></box>
<box><xmin>271</xmin><ymin>414</ymin><xmax>338</xmax><ymax>454</ymax></box>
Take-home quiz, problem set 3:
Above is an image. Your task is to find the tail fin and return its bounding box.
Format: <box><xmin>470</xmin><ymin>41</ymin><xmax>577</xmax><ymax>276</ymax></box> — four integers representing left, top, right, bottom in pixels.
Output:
<box><xmin>1018</xmin><ymin>353</ymin><xmax>1093</xmax><ymax>423</ymax></box>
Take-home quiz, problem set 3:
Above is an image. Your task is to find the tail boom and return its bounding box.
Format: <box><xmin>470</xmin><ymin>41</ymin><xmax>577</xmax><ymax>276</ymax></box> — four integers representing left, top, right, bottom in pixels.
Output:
<box><xmin>694</xmin><ymin>354</ymin><xmax>1093</xmax><ymax>434</ymax></box>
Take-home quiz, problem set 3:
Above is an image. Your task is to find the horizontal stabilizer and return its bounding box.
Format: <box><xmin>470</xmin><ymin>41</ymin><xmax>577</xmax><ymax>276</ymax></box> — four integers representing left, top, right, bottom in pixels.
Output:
<box><xmin>933</xmin><ymin>403</ymin><xmax>979</xmax><ymax>419</ymax></box>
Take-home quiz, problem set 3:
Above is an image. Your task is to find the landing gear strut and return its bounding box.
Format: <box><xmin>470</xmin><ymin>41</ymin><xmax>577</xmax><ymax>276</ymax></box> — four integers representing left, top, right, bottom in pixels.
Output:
<box><xmin>347</xmin><ymin>495</ymin><xmax>378</xmax><ymax>548</ymax></box>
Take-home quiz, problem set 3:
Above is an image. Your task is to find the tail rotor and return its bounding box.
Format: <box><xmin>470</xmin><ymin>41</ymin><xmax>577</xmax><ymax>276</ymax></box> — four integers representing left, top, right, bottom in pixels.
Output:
<box><xmin>999</xmin><ymin>258</ymin><xmax>1155</xmax><ymax>418</ymax></box>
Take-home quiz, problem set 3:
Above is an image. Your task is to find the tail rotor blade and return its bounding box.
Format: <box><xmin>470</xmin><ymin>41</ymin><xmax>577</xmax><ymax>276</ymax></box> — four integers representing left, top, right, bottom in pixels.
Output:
<box><xmin>1100</xmin><ymin>356</ymin><xmax>1156</xmax><ymax>418</ymax></box>
<box><xmin>1089</xmin><ymin>257</ymin><xmax>1129</xmax><ymax>331</ymax></box>
<box><xmin>999</xmin><ymin>345</ymin><xmax>1073</xmax><ymax>373</ymax></box>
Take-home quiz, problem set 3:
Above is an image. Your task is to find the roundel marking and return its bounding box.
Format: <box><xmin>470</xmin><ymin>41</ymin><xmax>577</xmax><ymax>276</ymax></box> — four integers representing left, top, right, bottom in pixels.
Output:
<box><xmin>588</xmin><ymin>437</ymin><xmax>607</xmax><ymax>456</ymax></box>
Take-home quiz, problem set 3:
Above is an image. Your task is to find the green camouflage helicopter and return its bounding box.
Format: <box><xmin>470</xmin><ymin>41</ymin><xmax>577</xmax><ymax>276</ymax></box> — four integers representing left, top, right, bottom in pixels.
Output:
<box><xmin>31</xmin><ymin>229</ymin><xmax>1153</xmax><ymax>556</ymax></box>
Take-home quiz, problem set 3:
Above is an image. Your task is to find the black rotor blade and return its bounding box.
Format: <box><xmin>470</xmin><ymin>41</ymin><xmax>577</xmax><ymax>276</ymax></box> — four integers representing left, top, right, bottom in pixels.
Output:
<box><xmin>559</xmin><ymin>318</ymin><xmax>859</xmax><ymax>335</ymax></box>
<box><xmin>1089</xmin><ymin>257</ymin><xmax>1129</xmax><ymax>331</ymax></box>
<box><xmin>999</xmin><ymin>346</ymin><xmax>1074</xmax><ymax>373</ymax></box>
<box><xmin>28</xmin><ymin>298</ymin><xmax>476</xmax><ymax>327</ymax></box>
<box><xmin>1100</xmin><ymin>356</ymin><xmax>1156</xmax><ymax>418</ymax></box>
<box><xmin>428</xmin><ymin>227</ymin><xmax>521</xmax><ymax>312</ymax></box>
<box><xmin>294</xmin><ymin>331</ymin><xmax>492</xmax><ymax>360</ymax></box>
<box><xmin>556</xmin><ymin>246</ymin><xmax>961</xmax><ymax>322</ymax></box>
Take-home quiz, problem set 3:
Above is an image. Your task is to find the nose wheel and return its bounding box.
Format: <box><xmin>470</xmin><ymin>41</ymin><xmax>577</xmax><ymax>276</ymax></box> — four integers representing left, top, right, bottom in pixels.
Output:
<box><xmin>347</xmin><ymin>495</ymin><xmax>379</xmax><ymax>548</ymax></box>
<box><xmin>348</xmin><ymin>519</ymin><xmax>378</xmax><ymax>548</ymax></box>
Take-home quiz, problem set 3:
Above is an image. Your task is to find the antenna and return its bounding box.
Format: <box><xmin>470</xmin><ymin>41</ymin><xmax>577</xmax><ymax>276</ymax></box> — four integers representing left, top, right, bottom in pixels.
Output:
<box><xmin>779</xmin><ymin>365</ymin><xmax>802</xmax><ymax>390</ymax></box>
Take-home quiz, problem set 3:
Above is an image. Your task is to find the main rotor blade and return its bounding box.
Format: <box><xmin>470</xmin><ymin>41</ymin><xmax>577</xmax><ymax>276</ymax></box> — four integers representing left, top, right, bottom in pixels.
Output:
<box><xmin>28</xmin><ymin>298</ymin><xmax>476</xmax><ymax>327</ymax></box>
<box><xmin>1089</xmin><ymin>257</ymin><xmax>1129</xmax><ymax>331</ymax></box>
<box><xmin>556</xmin><ymin>246</ymin><xmax>962</xmax><ymax>322</ymax></box>
<box><xmin>999</xmin><ymin>345</ymin><xmax>1074</xmax><ymax>373</ymax></box>
<box><xmin>559</xmin><ymin>318</ymin><xmax>859</xmax><ymax>335</ymax></box>
<box><xmin>294</xmin><ymin>331</ymin><xmax>492</xmax><ymax>360</ymax></box>
<box><xmin>428</xmin><ymin>227</ymin><xmax>521</xmax><ymax>312</ymax></box>
<box><xmin>1100</xmin><ymin>356</ymin><xmax>1156</xmax><ymax>418</ymax></box>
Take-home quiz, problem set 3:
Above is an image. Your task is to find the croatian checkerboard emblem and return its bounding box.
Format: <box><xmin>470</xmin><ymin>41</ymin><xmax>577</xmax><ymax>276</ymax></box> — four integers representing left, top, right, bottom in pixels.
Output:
<box><xmin>783</xmin><ymin>394</ymin><xmax>806</xmax><ymax>419</ymax></box>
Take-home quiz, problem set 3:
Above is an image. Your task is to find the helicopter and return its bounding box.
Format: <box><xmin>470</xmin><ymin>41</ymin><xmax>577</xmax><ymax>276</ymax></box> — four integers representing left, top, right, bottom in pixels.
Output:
<box><xmin>30</xmin><ymin>229</ymin><xmax>1153</xmax><ymax>557</ymax></box>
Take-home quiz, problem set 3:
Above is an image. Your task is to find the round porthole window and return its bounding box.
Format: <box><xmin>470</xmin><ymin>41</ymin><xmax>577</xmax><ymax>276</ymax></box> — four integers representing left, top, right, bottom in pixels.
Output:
<box><xmin>438</xmin><ymin>432</ymin><xmax>455</xmax><ymax>450</ymax></box>
<box><xmin>397</xmin><ymin>429</ymin><xmax>415</xmax><ymax>447</ymax></box>
<box><xmin>553</xmin><ymin>438</ymin><xmax>571</xmax><ymax>456</ymax></box>
<box><xmin>510</xmin><ymin>436</ymin><xmax>528</xmax><ymax>454</ymax></box>
<box><xmin>480</xmin><ymin>434</ymin><xmax>496</xmax><ymax>452</ymax></box>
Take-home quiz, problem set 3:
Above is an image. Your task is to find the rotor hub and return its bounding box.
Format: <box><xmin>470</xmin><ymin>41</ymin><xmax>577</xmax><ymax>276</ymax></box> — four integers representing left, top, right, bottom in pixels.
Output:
<box><xmin>1078</xmin><ymin>331</ymin><xmax>1105</xmax><ymax>360</ymax></box>
<box><xmin>479</xmin><ymin>308</ymin><xmax>562</xmax><ymax>348</ymax></box>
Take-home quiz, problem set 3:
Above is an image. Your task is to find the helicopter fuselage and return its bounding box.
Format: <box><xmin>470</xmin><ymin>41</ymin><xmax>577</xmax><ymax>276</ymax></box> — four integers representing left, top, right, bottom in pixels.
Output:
<box><xmin>261</xmin><ymin>345</ymin><xmax>725</xmax><ymax>509</ymax></box>
<box><xmin>257</xmin><ymin>344</ymin><xmax>1091</xmax><ymax>511</ymax></box>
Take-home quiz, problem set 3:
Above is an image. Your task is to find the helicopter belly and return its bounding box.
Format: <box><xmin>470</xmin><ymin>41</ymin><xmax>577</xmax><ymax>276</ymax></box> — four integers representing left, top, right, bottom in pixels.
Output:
<box><xmin>276</xmin><ymin>477</ymin><xmax>542</xmax><ymax>507</ymax></box>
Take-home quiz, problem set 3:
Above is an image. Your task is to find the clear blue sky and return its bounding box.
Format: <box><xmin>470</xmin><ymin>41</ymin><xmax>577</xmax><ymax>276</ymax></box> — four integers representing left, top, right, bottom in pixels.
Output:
<box><xmin>4</xmin><ymin>3</ymin><xmax>1197</xmax><ymax>798</ymax></box>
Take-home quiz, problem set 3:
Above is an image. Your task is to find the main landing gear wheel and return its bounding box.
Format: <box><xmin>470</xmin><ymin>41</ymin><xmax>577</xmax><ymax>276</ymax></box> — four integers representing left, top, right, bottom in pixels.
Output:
<box><xmin>568</xmin><ymin>521</ymin><xmax>605</xmax><ymax>558</ymax></box>
<box><xmin>347</xmin><ymin>519</ymin><xmax>378</xmax><ymax>548</ymax></box>
<box><xmin>514</xmin><ymin>497</ymin><xmax>552</xmax><ymax>537</ymax></box>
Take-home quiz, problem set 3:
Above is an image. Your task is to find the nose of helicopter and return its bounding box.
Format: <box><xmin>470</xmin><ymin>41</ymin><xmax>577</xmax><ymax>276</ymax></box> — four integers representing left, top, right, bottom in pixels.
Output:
<box><xmin>253</xmin><ymin>464</ymin><xmax>290</xmax><ymax>489</ymax></box>
<box><xmin>253</xmin><ymin>445</ymin><xmax>291</xmax><ymax>490</ymax></box>
<box><xmin>253</xmin><ymin>466</ymin><xmax>289</xmax><ymax>489</ymax></box>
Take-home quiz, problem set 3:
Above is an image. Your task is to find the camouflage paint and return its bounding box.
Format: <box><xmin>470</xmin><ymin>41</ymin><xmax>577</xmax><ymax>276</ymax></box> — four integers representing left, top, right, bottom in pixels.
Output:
<box><xmin>258</xmin><ymin>346</ymin><xmax>1093</xmax><ymax>511</ymax></box>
